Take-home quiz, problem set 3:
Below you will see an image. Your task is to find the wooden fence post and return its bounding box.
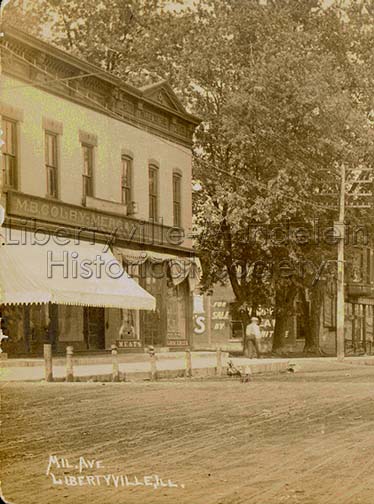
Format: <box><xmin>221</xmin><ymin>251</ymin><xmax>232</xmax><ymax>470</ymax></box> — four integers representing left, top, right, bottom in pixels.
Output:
<box><xmin>185</xmin><ymin>349</ymin><xmax>192</xmax><ymax>378</ymax></box>
<box><xmin>66</xmin><ymin>346</ymin><xmax>74</xmax><ymax>382</ymax></box>
<box><xmin>216</xmin><ymin>348</ymin><xmax>223</xmax><ymax>377</ymax></box>
<box><xmin>111</xmin><ymin>344</ymin><xmax>119</xmax><ymax>382</ymax></box>
<box><xmin>43</xmin><ymin>344</ymin><xmax>53</xmax><ymax>382</ymax></box>
<box><xmin>149</xmin><ymin>346</ymin><xmax>157</xmax><ymax>381</ymax></box>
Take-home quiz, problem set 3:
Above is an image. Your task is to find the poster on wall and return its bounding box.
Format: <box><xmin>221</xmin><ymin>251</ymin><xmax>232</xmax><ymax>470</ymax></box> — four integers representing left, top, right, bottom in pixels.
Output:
<box><xmin>257</xmin><ymin>308</ymin><xmax>275</xmax><ymax>352</ymax></box>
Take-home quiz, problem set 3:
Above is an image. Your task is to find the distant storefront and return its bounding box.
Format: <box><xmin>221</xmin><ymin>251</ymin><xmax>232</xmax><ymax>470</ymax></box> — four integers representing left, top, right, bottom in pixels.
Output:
<box><xmin>114</xmin><ymin>252</ymin><xmax>198</xmax><ymax>352</ymax></box>
<box><xmin>191</xmin><ymin>283</ymin><xmax>300</xmax><ymax>354</ymax></box>
<box><xmin>192</xmin><ymin>282</ymin><xmax>374</xmax><ymax>356</ymax></box>
<box><xmin>320</xmin><ymin>297</ymin><xmax>374</xmax><ymax>355</ymax></box>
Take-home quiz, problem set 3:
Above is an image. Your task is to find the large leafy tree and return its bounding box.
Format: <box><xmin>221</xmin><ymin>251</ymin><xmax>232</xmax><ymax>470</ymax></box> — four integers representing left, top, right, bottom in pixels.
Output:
<box><xmin>2</xmin><ymin>0</ymin><xmax>174</xmax><ymax>79</ymax></box>
<box><xmin>157</xmin><ymin>0</ymin><xmax>374</xmax><ymax>352</ymax></box>
<box><xmin>5</xmin><ymin>0</ymin><xmax>374</xmax><ymax>352</ymax></box>
<box><xmin>214</xmin><ymin>1</ymin><xmax>374</xmax><ymax>352</ymax></box>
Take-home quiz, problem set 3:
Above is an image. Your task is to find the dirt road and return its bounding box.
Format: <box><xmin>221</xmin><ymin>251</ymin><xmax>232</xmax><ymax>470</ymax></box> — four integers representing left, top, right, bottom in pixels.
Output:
<box><xmin>2</xmin><ymin>368</ymin><xmax>374</xmax><ymax>504</ymax></box>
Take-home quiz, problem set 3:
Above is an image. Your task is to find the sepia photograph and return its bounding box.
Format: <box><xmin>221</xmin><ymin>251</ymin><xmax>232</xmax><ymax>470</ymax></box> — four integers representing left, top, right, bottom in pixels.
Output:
<box><xmin>0</xmin><ymin>0</ymin><xmax>374</xmax><ymax>503</ymax></box>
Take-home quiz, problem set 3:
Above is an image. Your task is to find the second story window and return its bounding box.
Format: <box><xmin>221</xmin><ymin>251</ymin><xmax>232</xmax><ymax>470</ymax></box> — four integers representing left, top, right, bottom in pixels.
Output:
<box><xmin>121</xmin><ymin>156</ymin><xmax>132</xmax><ymax>209</ymax></box>
<box><xmin>173</xmin><ymin>172</ymin><xmax>182</xmax><ymax>227</ymax></box>
<box><xmin>45</xmin><ymin>131</ymin><xmax>58</xmax><ymax>198</ymax></box>
<box><xmin>2</xmin><ymin>117</ymin><xmax>17</xmax><ymax>189</ymax></box>
<box><xmin>149</xmin><ymin>164</ymin><xmax>158</xmax><ymax>220</ymax></box>
<box><xmin>82</xmin><ymin>144</ymin><xmax>94</xmax><ymax>199</ymax></box>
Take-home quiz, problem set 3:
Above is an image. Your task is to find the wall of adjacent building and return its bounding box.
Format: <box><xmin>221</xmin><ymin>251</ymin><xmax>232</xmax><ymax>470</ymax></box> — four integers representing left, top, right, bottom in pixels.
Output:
<box><xmin>192</xmin><ymin>282</ymin><xmax>305</xmax><ymax>354</ymax></box>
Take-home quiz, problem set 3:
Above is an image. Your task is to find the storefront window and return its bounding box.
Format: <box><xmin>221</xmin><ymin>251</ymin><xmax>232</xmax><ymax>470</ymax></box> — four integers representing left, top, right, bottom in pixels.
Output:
<box><xmin>3</xmin><ymin>304</ymin><xmax>49</xmax><ymax>355</ymax></box>
<box><xmin>120</xmin><ymin>262</ymin><xmax>140</xmax><ymax>340</ymax></box>
<box><xmin>229</xmin><ymin>302</ymin><xmax>245</xmax><ymax>340</ymax></box>
<box><xmin>59</xmin><ymin>305</ymin><xmax>84</xmax><ymax>342</ymax></box>
<box><xmin>83</xmin><ymin>307</ymin><xmax>105</xmax><ymax>350</ymax></box>
<box><xmin>366</xmin><ymin>305</ymin><xmax>373</xmax><ymax>341</ymax></box>
<box><xmin>166</xmin><ymin>283</ymin><xmax>187</xmax><ymax>341</ymax></box>
<box><xmin>119</xmin><ymin>309</ymin><xmax>137</xmax><ymax>339</ymax></box>
<box><xmin>0</xmin><ymin>305</ymin><xmax>24</xmax><ymax>350</ymax></box>
<box><xmin>140</xmin><ymin>260</ymin><xmax>166</xmax><ymax>346</ymax></box>
<box><xmin>139</xmin><ymin>259</ymin><xmax>190</xmax><ymax>347</ymax></box>
<box><xmin>344</xmin><ymin>303</ymin><xmax>353</xmax><ymax>341</ymax></box>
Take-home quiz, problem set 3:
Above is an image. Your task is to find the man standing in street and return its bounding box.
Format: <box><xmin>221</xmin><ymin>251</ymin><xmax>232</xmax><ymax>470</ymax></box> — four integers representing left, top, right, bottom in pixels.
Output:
<box><xmin>244</xmin><ymin>316</ymin><xmax>261</xmax><ymax>358</ymax></box>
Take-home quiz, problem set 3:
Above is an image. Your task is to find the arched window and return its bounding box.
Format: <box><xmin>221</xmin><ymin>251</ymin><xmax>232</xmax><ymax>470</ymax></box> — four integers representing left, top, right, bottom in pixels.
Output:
<box><xmin>173</xmin><ymin>172</ymin><xmax>182</xmax><ymax>227</ymax></box>
<box><xmin>82</xmin><ymin>144</ymin><xmax>94</xmax><ymax>198</ymax></box>
<box><xmin>45</xmin><ymin>131</ymin><xmax>58</xmax><ymax>198</ymax></box>
<box><xmin>149</xmin><ymin>164</ymin><xmax>159</xmax><ymax>220</ymax></box>
<box><xmin>2</xmin><ymin>117</ymin><xmax>18</xmax><ymax>189</ymax></box>
<box><xmin>121</xmin><ymin>155</ymin><xmax>132</xmax><ymax>210</ymax></box>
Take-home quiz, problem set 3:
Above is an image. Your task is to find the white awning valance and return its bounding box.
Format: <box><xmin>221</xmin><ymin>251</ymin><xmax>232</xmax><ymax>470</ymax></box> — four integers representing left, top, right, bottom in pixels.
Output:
<box><xmin>114</xmin><ymin>248</ymin><xmax>181</xmax><ymax>264</ymax></box>
<box><xmin>0</xmin><ymin>230</ymin><xmax>155</xmax><ymax>310</ymax></box>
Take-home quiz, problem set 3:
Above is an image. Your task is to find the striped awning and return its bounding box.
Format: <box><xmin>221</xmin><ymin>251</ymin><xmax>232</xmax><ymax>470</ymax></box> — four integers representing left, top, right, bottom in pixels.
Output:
<box><xmin>0</xmin><ymin>229</ymin><xmax>155</xmax><ymax>310</ymax></box>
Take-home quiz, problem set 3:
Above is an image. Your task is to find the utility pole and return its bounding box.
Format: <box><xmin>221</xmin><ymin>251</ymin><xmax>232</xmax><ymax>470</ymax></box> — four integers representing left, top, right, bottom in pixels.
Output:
<box><xmin>336</xmin><ymin>164</ymin><xmax>345</xmax><ymax>361</ymax></box>
<box><xmin>334</xmin><ymin>163</ymin><xmax>373</xmax><ymax>361</ymax></box>
<box><xmin>320</xmin><ymin>161</ymin><xmax>373</xmax><ymax>361</ymax></box>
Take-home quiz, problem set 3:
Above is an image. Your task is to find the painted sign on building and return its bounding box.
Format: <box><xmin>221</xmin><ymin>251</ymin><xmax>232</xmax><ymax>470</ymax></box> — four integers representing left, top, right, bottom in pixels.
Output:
<box><xmin>211</xmin><ymin>301</ymin><xmax>230</xmax><ymax>332</ymax></box>
<box><xmin>257</xmin><ymin>308</ymin><xmax>275</xmax><ymax>352</ymax></box>
<box><xmin>117</xmin><ymin>339</ymin><xmax>142</xmax><ymax>349</ymax></box>
<box><xmin>192</xmin><ymin>294</ymin><xmax>233</xmax><ymax>346</ymax></box>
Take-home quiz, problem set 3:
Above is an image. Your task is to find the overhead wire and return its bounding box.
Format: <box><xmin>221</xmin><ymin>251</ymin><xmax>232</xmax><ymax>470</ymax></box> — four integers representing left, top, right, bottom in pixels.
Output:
<box><xmin>1</xmin><ymin>43</ymin><xmax>372</xmax><ymax>215</ymax></box>
<box><xmin>0</xmin><ymin>43</ymin><xmax>364</xmax><ymax>175</ymax></box>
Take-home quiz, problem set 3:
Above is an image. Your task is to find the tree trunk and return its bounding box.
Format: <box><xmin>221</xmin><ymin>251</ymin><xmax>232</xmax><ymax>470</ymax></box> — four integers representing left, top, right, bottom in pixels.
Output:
<box><xmin>299</xmin><ymin>287</ymin><xmax>311</xmax><ymax>350</ymax></box>
<box><xmin>272</xmin><ymin>283</ymin><xmax>296</xmax><ymax>354</ymax></box>
<box><xmin>241</xmin><ymin>309</ymin><xmax>250</xmax><ymax>328</ymax></box>
<box><xmin>272</xmin><ymin>310</ymin><xmax>290</xmax><ymax>354</ymax></box>
<box><xmin>303</xmin><ymin>282</ymin><xmax>325</xmax><ymax>355</ymax></box>
<box><xmin>225</xmin><ymin>258</ymin><xmax>251</xmax><ymax>329</ymax></box>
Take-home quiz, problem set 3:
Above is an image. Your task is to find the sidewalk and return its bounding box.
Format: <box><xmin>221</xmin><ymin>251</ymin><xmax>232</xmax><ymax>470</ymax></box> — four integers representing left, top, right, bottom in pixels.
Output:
<box><xmin>0</xmin><ymin>351</ymin><xmax>289</xmax><ymax>382</ymax></box>
<box><xmin>1</xmin><ymin>352</ymin><xmax>374</xmax><ymax>382</ymax></box>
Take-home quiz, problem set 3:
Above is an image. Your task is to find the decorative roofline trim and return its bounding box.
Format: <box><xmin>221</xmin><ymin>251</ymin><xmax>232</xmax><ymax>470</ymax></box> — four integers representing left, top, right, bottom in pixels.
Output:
<box><xmin>2</xmin><ymin>25</ymin><xmax>201</xmax><ymax>126</ymax></box>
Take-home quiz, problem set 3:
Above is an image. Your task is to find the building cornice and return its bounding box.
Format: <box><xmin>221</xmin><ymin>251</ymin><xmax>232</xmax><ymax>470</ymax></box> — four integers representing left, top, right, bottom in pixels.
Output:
<box><xmin>1</xmin><ymin>25</ymin><xmax>201</xmax><ymax>149</ymax></box>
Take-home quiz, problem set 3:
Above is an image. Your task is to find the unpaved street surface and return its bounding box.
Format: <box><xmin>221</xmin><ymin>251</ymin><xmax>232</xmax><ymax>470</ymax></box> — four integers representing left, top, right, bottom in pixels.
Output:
<box><xmin>2</xmin><ymin>367</ymin><xmax>374</xmax><ymax>504</ymax></box>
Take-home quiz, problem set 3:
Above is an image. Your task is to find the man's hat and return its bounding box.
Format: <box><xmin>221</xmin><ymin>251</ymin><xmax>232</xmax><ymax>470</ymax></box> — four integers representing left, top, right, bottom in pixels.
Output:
<box><xmin>251</xmin><ymin>316</ymin><xmax>259</xmax><ymax>321</ymax></box>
